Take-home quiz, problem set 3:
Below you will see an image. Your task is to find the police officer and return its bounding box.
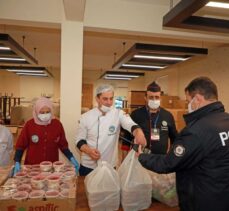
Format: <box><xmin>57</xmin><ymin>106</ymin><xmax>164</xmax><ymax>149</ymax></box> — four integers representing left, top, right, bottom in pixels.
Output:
<box><xmin>122</xmin><ymin>81</ymin><xmax>177</xmax><ymax>155</ymax></box>
<box><xmin>75</xmin><ymin>84</ymin><xmax>146</xmax><ymax>176</ymax></box>
<box><xmin>138</xmin><ymin>77</ymin><xmax>229</xmax><ymax>211</ymax></box>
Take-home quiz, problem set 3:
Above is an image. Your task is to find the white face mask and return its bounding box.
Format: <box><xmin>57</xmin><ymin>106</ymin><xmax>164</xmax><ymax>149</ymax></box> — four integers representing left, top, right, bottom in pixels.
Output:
<box><xmin>100</xmin><ymin>105</ymin><xmax>112</xmax><ymax>113</ymax></box>
<box><xmin>188</xmin><ymin>97</ymin><xmax>196</xmax><ymax>113</ymax></box>
<box><xmin>38</xmin><ymin>113</ymin><xmax>52</xmax><ymax>122</ymax></box>
<box><xmin>148</xmin><ymin>100</ymin><xmax>160</xmax><ymax>110</ymax></box>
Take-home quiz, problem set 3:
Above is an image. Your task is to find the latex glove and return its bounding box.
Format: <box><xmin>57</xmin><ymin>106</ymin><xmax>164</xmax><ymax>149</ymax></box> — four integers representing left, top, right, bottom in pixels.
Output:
<box><xmin>70</xmin><ymin>157</ymin><xmax>79</xmax><ymax>174</ymax></box>
<box><xmin>13</xmin><ymin>162</ymin><xmax>21</xmax><ymax>176</ymax></box>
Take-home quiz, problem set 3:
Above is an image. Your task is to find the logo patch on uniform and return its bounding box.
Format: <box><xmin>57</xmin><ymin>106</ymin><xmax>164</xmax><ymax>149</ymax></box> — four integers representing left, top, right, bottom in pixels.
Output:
<box><xmin>162</xmin><ymin>121</ymin><xmax>167</xmax><ymax>126</ymax></box>
<box><xmin>31</xmin><ymin>135</ymin><xmax>39</xmax><ymax>143</ymax></box>
<box><xmin>174</xmin><ymin>145</ymin><xmax>185</xmax><ymax>157</ymax></box>
<box><xmin>109</xmin><ymin>125</ymin><xmax>116</xmax><ymax>133</ymax></box>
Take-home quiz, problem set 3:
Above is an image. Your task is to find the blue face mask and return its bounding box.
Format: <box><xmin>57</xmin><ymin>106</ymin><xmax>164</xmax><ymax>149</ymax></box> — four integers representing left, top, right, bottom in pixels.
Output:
<box><xmin>38</xmin><ymin>113</ymin><xmax>52</xmax><ymax>122</ymax></box>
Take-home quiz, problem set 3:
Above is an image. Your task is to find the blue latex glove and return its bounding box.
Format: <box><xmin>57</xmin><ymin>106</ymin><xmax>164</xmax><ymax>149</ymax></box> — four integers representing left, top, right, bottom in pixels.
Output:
<box><xmin>70</xmin><ymin>157</ymin><xmax>79</xmax><ymax>174</ymax></box>
<box><xmin>13</xmin><ymin>162</ymin><xmax>21</xmax><ymax>176</ymax></box>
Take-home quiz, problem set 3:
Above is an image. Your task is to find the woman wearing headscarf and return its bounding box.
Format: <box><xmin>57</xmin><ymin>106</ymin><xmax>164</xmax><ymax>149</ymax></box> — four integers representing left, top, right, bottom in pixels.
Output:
<box><xmin>13</xmin><ymin>97</ymin><xmax>79</xmax><ymax>175</ymax></box>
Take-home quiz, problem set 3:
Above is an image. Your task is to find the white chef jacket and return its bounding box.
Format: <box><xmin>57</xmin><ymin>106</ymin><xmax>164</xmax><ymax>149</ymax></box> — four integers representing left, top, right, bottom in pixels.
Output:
<box><xmin>0</xmin><ymin>125</ymin><xmax>13</xmax><ymax>166</ymax></box>
<box><xmin>75</xmin><ymin>107</ymin><xmax>137</xmax><ymax>169</ymax></box>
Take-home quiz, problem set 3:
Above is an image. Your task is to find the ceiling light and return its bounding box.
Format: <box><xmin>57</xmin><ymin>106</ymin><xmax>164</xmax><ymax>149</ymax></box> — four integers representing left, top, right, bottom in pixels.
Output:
<box><xmin>104</xmin><ymin>76</ymin><xmax>132</xmax><ymax>80</ymax></box>
<box><xmin>0</xmin><ymin>46</ymin><xmax>11</xmax><ymax>50</ymax></box>
<box><xmin>0</xmin><ymin>57</ymin><xmax>26</xmax><ymax>61</ymax></box>
<box><xmin>122</xmin><ymin>64</ymin><xmax>166</xmax><ymax>69</ymax></box>
<box><xmin>0</xmin><ymin>65</ymin><xmax>52</xmax><ymax>77</ymax></box>
<box><xmin>206</xmin><ymin>1</ymin><xmax>229</xmax><ymax>9</ymax></box>
<box><xmin>7</xmin><ymin>69</ymin><xmax>44</xmax><ymax>73</ymax></box>
<box><xmin>133</xmin><ymin>55</ymin><xmax>189</xmax><ymax>61</ymax></box>
<box><xmin>16</xmin><ymin>73</ymin><xmax>48</xmax><ymax>77</ymax></box>
<box><xmin>0</xmin><ymin>33</ymin><xmax>38</xmax><ymax>65</ymax></box>
<box><xmin>100</xmin><ymin>70</ymin><xmax>144</xmax><ymax>80</ymax></box>
<box><xmin>113</xmin><ymin>43</ymin><xmax>208</xmax><ymax>71</ymax></box>
<box><xmin>163</xmin><ymin>0</ymin><xmax>229</xmax><ymax>33</ymax></box>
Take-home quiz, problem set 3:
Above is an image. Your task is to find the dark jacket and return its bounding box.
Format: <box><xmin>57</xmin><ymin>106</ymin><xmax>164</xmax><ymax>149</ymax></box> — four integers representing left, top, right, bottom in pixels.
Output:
<box><xmin>139</xmin><ymin>101</ymin><xmax>229</xmax><ymax>211</ymax></box>
<box><xmin>123</xmin><ymin>106</ymin><xmax>177</xmax><ymax>154</ymax></box>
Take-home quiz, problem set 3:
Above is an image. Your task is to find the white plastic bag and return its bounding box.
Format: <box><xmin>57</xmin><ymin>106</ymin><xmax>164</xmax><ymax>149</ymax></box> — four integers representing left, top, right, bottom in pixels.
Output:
<box><xmin>118</xmin><ymin>150</ymin><xmax>152</xmax><ymax>211</ymax></box>
<box><xmin>84</xmin><ymin>161</ymin><xmax>120</xmax><ymax>211</ymax></box>
<box><xmin>148</xmin><ymin>171</ymin><xmax>178</xmax><ymax>207</ymax></box>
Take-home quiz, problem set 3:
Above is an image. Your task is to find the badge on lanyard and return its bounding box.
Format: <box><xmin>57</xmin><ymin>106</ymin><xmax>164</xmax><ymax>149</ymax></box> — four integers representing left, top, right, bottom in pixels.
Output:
<box><xmin>31</xmin><ymin>135</ymin><xmax>39</xmax><ymax>143</ymax></box>
<box><xmin>151</xmin><ymin>128</ymin><xmax>160</xmax><ymax>141</ymax></box>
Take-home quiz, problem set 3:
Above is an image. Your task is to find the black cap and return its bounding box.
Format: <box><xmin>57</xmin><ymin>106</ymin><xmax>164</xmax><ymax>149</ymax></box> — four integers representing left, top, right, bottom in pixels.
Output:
<box><xmin>147</xmin><ymin>81</ymin><xmax>161</xmax><ymax>92</ymax></box>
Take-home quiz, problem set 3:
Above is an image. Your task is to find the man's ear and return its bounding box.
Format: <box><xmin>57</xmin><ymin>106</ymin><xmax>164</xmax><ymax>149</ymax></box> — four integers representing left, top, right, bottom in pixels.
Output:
<box><xmin>195</xmin><ymin>93</ymin><xmax>204</xmax><ymax>103</ymax></box>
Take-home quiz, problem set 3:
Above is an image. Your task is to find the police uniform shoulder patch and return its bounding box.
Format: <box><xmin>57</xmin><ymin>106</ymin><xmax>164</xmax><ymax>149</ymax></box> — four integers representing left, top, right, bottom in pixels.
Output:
<box><xmin>162</xmin><ymin>121</ymin><xmax>167</xmax><ymax>126</ymax></box>
<box><xmin>174</xmin><ymin>145</ymin><xmax>185</xmax><ymax>157</ymax></box>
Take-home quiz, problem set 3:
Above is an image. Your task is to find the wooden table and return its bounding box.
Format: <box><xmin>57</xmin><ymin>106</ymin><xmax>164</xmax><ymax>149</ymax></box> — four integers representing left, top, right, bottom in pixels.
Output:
<box><xmin>75</xmin><ymin>177</ymin><xmax>179</xmax><ymax>211</ymax></box>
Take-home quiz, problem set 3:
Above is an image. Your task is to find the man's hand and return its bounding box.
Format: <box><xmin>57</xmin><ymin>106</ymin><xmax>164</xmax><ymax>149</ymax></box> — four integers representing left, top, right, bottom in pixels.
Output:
<box><xmin>133</xmin><ymin>128</ymin><xmax>147</xmax><ymax>146</ymax></box>
<box><xmin>135</xmin><ymin>144</ymin><xmax>143</xmax><ymax>157</ymax></box>
<box><xmin>80</xmin><ymin>144</ymin><xmax>101</xmax><ymax>160</ymax></box>
<box><xmin>88</xmin><ymin>148</ymin><xmax>101</xmax><ymax>160</ymax></box>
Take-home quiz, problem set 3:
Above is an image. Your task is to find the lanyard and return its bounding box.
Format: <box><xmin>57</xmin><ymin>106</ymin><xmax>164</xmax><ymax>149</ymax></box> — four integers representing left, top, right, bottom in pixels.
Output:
<box><xmin>148</xmin><ymin>107</ymin><xmax>160</xmax><ymax>128</ymax></box>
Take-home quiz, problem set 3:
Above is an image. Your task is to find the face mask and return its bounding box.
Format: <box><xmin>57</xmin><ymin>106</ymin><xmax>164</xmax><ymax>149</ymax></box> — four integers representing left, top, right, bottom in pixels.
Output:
<box><xmin>38</xmin><ymin>113</ymin><xmax>52</xmax><ymax>122</ymax></box>
<box><xmin>188</xmin><ymin>97</ymin><xmax>196</xmax><ymax>113</ymax></box>
<box><xmin>100</xmin><ymin>105</ymin><xmax>112</xmax><ymax>113</ymax></box>
<box><xmin>148</xmin><ymin>100</ymin><xmax>160</xmax><ymax>110</ymax></box>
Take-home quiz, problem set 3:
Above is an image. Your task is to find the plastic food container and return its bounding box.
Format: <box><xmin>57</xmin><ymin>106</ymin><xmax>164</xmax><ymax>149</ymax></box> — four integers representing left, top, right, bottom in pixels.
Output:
<box><xmin>28</xmin><ymin>171</ymin><xmax>40</xmax><ymax>178</ymax></box>
<box><xmin>29</xmin><ymin>190</ymin><xmax>45</xmax><ymax>199</ymax></box>
<box><xmin>31</xmin><ymin>175</ymin><xmax>46</xmax><ymax>190</ymax></box>
<box><xmin>17</xmin><ymin>184</ymin><xmax>32</xmax><ymax>192</ymax></box>
<box><xmin>53</xmin><ymin>161</ymin><xmax>65</xmax><ymax>172</ymax></box>
<box><xmin>15</xmin><ymin>171</ymin><xmax>27</xmax><ymax>179</ymax></box>
<box><xmin>0</xmin><ymin>190</ymin><xmax>12</xmax><ymax>200</ymax></box>
<box><xmin>30</xmin><ymin>164</ymin><xmax>41</xmax><ymax>171</ymax></box>
<box><xmin>59</xmin><ymin>189</ymin><xmax>69</xmax><ymax>198</ymax></box>
<box><xmin>45</xmin><ymin>190</ymin><xmax>59</xmax><ymax>198</ymax></box>
<box><xmin>60</xmin><ymin>182</ymin><xmax>70</xmax><ymax>190</ymax></box>
<box><xmin>40</xmin><ymin>161</ymin><xmax>52</xmax><ymax>172</ymax></box>
<box><xmin>39</xmin><ymin>171</ymin><xmax>52</xmax><ymax>178</ymax></box>
<box><xmin>12</xmin><ymin>191</ymin><xmax>29</xmax><ymax>200</ymax></box>
<box><xmin>47</xmin><ymin>174</ymin><xmax>61</xmax><ymax>190</ymax></box>
<box><xmin>61</xmin><ymin>171</ymin><xmax>76</xmax><ymax>184</ymax></box>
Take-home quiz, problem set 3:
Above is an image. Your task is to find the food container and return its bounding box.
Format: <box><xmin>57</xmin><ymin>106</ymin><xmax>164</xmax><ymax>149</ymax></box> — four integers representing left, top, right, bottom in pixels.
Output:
<box><xmin>53</xmin><ymin>161</ymin><xmax>65</xmax><ymax>172</ymax></box>
<box><xmin>15</xmin><ymin>171</ymin><xmax>27</xmax><ymax>179</ymax></box>
<box><xmin>40</xmin><ymin>161</ymin><xmax>52</xmax><ymax>172</ymax></box>
<box><xmin>45</xmin><ymin>190</ymin><xmax>59</xmax><ymax>198</ymax></box>
<box><xmin>12</xmin><ymin>191</ymin><xmax>29</xmax><ymax>200</ymax></box>
<box><xmin>17</xmin><ymin>184</ymin><xmax>32</xmax><ymax>192</ymax></box>
<box><xmin>61</xmin><ymin>171</ymin><xmax>76</xmax><ymax>184</ymax></box>
<box><xmin>39</xmin><ymin>171</ymin><xmax>52</xmax><ymax>178</ymax></box>
<box><xmin>19</xmin><ymin>178</ymin><xmax>31</xmax><ymax>185</ymax></box>
<box><xmin>30</xmin><ymin>164</ymin><xmax>41</xmax><ymax>171</ymax></box>
<box><xmin>29</xmin><ymin>190</ymin><xmax>45</xmax><ymax>199</ymax></box>
<box><xmin>0</xmin><ymin>190</ymin><xmax>12</xmax><ymax>200</ymax></box>
<box><xmin>60</xmin><ymin>182</ymin><xmax>70</xmax><ymax>190</ymax></box>
<box><xmin>59</xmin><ymin>189</ymin><xmax>69</xmax><ymax>198</ymax></box>
<box><xmin>31</xmin><ymin>175</ymin><xmax>46</xmax><ymax>190</ymax></box>
<box><xmin>47</xmin><ymin>174</ymin><xmax>61</xmax><ymax>190</ymax></box>
<box><xmin>28</xmin><ymin>171</ymin><xmax>40</xmax><ymax>178</ymax></box>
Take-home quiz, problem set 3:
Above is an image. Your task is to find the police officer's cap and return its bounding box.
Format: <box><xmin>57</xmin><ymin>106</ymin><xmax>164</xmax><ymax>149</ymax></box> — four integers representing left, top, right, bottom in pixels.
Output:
<box><xmin>147</xmin><ymin>81</ymin><xmax>161</xmax><ymax>92</ymax></box>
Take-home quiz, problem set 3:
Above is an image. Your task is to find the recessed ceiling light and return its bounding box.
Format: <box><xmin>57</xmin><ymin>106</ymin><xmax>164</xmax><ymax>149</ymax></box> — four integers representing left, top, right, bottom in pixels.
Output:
<box><xmin>206</xmin><ymin>1</ymin><xmax>229</xmax><ymax>9</ymax></box>
<box><xmin>104</xmin><ymin>76</ymin><xmax>132</xmax><ymax>80</ymax></box>
<box><xmin>106</xmin><ymin>74</ymin><xmax>139</xmax><ymax>78</ymax></box>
